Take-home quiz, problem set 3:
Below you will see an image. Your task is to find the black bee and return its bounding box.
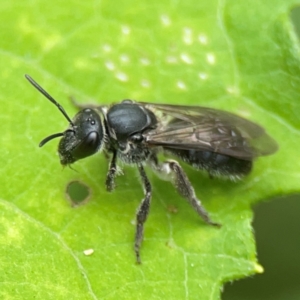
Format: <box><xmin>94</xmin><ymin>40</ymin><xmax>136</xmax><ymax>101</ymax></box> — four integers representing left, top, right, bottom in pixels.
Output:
<box><xmin>25</xmin><ymin>74</ymin><xmax>278</xmax><ymax>264</ymax></box>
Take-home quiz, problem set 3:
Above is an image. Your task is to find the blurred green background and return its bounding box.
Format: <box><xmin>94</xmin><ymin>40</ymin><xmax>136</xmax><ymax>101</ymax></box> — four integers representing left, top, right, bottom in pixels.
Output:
<box><xmin>223</xmin><ymin>7</ymin><xmax>300</xmax><ymax>299</ymax></box>
<box><xmin>223</xmin><ymin>195</ymin><xmax>300</xmax><ymax>300</ymax></box>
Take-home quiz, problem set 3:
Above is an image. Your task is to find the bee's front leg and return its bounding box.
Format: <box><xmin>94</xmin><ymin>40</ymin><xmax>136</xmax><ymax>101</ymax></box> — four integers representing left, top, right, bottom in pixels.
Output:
<box><xmin>105</xmin><ymin>151</ymin><xmax>118</xmax><ymax>192</ymax></box>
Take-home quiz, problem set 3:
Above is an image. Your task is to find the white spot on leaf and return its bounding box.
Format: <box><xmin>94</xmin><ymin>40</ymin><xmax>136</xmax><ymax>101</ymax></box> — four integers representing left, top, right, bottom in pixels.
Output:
<box><xmin>140</xmin><ymin>79</ymin><xmax>151</xmax><ymax>88</ymax></box>
<box><xmin>183</xmin><ymin>27</ymin><xmax>193</xmax><ymax>45</ymax></box>
<box><xmin>105</xmin><ymin>61</ymin><xmax>115</xmax><ymax>71</ymax></box>
<box><xmin>120</xmin><ymin>54</ymin><xmax>130</xmax><ymax>63</ymax></box>
<box><xmin>206</xmin><ymin>53</ymin><xmax>216</xmax><ymax>65</ymax></box>
<box><xmin>140</xmin><ymin>57</ymin><xmax>151</xmax><ymax>65</ymax></box>
<box><xmin>102</xmin><ymin>44</ymin><xmax>112</xmax><ymax>52</ymax></box>
<box><xmin>83</xmin><ymin>249</ymin><xmax>94</xmax><ymax>256</ymax></box>
<box><xmin>121</xmin><ymin>25</ymin><xmax>131</xmax><ymax>35</ymax></box>
<box><xmin>160</xmin><ymin>14</ymin><xmax>171</xmax><ymax>26</ymax></box>
<box><xmin>180</xmin><ymin>53</ymin><xmax>193</xmax><ymax>64</ymax></box>
<box><xmin>198</xmin><ymin>34</ymin><xmax>208</xmax><ymax>45</ymax></box>
<box><xmin>177</xmin><ymin>81</ymin><xmax>186</xmax><ymax>90</ymax></box>
<box><xmin>198</xmin><ymin>73</ymin><xmax>208</xmax><ymax>80</ymax></box>
<box><xmin>116</xmin><ymin>72</ymin><xmax>128</xmax><ymax>82</ymax></box>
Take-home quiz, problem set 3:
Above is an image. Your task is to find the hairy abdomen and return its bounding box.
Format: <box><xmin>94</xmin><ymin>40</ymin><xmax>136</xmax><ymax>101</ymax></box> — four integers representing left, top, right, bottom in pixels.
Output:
<box><xmin>165</xmin><ymin>148</ymin><xmax>252</xmax><ymax>179</ymax></box>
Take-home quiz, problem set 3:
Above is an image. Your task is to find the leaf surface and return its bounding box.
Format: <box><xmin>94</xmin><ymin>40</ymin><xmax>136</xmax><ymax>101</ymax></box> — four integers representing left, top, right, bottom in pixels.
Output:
<box><xmin>0</xmin><ymin>1</ymin><xmax>299</xmax><ymax>299</ymax></box>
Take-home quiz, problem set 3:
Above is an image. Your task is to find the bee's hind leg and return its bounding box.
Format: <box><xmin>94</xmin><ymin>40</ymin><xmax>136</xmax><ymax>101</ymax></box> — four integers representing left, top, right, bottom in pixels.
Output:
<box><xmin>149</xmin><ymin>156</ymin><xmax>221</xmax><ymax>227</ymax></box>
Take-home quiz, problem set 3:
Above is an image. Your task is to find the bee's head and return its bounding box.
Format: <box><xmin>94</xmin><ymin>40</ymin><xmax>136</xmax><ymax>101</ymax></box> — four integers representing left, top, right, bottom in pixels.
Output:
<box><xmin>56</xmin><ymin>108</ymin><xmax>104</xmax><ymax>165</ymax></box>
<box><xmin>25</xmin><ymin>75</ymin><xmax>105</xmax><ymax>166</ymax></box>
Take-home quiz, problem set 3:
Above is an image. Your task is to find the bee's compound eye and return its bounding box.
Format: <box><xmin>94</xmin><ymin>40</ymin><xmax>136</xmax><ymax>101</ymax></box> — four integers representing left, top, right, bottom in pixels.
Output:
<box><xmin>72</xmin><ymin>131</ymin><xmax>101</xmax><ymax>160</ymax></box>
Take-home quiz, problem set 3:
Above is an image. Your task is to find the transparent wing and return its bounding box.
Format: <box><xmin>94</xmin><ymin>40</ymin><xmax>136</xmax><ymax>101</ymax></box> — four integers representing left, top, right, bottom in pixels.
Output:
<box><xmin>140</xmin><ymin>102</ymin><xmax>278</xmax><ymax>160</ymax></box>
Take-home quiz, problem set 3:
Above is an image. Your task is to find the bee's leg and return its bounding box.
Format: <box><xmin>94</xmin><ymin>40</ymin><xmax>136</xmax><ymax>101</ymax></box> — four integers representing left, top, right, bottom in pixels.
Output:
<box><xmin>149</xmin><ymin>157</ymin><xmax>220</xmax><ymax>227</ymax></box>
<box><xmin>105</xmin><ymin>151</ymin><xmax>118</xmax><ymax>192</ymax></box>
<box><xmin>135</xmin><ymin>164</ymin><xmax>152</xmax><ymax>264</ymax></box>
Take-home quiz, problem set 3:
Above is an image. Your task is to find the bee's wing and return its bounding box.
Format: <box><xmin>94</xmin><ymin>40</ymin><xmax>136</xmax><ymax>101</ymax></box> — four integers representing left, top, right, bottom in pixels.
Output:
<box><xmin>140</xmin><ymin>103</ymin><xmax>278</xmax><ymax>160</ymax></box>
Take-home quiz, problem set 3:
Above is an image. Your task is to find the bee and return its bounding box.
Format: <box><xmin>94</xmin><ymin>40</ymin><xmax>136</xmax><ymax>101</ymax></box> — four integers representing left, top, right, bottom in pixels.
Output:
<box><xmin>25</xmin><ymin>74</ymin><xmax>278</xmax><ymax>264</ymax></box>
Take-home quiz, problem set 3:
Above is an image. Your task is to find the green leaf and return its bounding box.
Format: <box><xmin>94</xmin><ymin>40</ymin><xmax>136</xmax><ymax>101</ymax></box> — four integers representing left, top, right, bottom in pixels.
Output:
<box><xmin>0</xmin><ymin>0</ymin><xmax>299</xmax><ymax>299</ymax></box>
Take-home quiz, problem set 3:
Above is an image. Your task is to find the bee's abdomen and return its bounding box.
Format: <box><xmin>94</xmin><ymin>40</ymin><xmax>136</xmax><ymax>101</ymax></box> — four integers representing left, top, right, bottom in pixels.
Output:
<box><xmin>165</xmin><ymin>148</ymin><xmax>252</xmax><ymax>179</ymax></box>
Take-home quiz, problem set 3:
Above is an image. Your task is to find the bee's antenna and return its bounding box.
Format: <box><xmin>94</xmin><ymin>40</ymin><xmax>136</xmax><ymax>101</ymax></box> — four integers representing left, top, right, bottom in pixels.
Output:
<box><xmin>39</xmin><ymin>132</ymin><xmax>65</xmax><ymax>147</ymax></box>
<box><xmin>25</xmin><ymin>74</ymin><xmax>74</xmax><ymax>126</ymax></box>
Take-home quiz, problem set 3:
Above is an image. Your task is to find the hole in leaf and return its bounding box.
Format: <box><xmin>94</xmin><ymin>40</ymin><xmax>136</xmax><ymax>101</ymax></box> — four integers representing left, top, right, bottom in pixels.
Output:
<box><xmin>290</xmin><ymin>6</ymin><xmax>300</xmax><ymax>39</ymax></box>
<box><xmin>65</xmin><ymin>180</ymin><xmax>91</xmax><ymax>207</ymax></box>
